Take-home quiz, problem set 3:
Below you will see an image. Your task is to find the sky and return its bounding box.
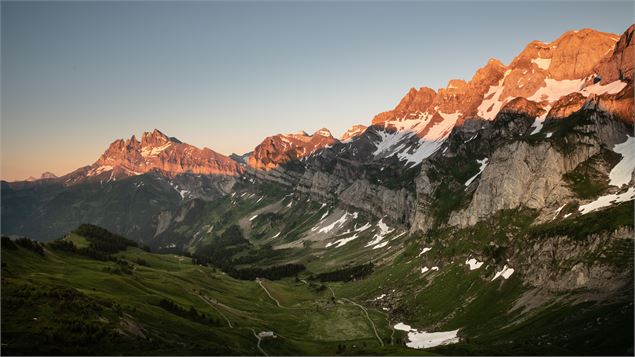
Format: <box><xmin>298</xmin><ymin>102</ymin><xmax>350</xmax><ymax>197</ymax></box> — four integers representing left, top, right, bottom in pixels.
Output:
<box><xmin>1</xmin><ymin>1</ymin><xmax>633</xmax><ymax>181</ymax></box>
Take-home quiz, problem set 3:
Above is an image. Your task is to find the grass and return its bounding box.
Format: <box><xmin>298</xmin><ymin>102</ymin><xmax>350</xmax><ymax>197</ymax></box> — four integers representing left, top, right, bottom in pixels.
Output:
<box><xmin>1</xmin><ymin>237</ymin><xmax>396</xmax><ymax>355</ymax></box>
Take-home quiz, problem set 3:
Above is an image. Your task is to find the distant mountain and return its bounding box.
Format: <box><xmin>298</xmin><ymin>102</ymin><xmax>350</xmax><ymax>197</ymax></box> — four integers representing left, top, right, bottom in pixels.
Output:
<box><xmin>61</xmin><ymin>129</ymin><xmax>244</xmax><ymax>185</ymax></box>
<box><xmin>247</xmin><ymin>128</ymin><xmax>338</xmax><ymax>170</ymax></box>
<box><xmin>25</xmin><ymin>171</ymin><xmax>58</xmax><ymax>182</ymax></box>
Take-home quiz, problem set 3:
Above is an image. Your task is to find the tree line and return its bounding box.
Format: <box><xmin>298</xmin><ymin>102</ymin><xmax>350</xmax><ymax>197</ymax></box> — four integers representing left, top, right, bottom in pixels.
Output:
<box><xmin>158</xmin><ymin>298</ymin><xmax>222</xmax><ymax>327</ymax></box>
<box><xmin>313</xmin><ymin>262</ymin><xmax>374</xmax><ymax>282</ymax></box>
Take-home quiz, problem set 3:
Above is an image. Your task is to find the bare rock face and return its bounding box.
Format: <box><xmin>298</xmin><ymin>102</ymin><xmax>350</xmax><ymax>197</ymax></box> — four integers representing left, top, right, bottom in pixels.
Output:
<box><xmin>340</xmin><ymin>124</ymin><xmax>368</xmax><ymax>141</ymax></box>
<box><xmin>589</xmin><ymin>82</ymin><xmax>635</xmax><ymax>123</ymax></box>
<box><xmin>448</xmin><ymin>139</ymin><xmax>598</xmax><ymax>227</ymax></box>
<box><xmin>498</xmin><ymin>97</ymin><xmax>546</xmax><ymax>118</ymax></box>
<box><xmin>595</xmin><ymin>24</ymin><xmax>634</xmax><ymax>85</ymax></box>
<box><xmin>90</xmin><ymin>129</ymin><xmax>244</xmax><ymax>178</ymax></box>
<box><xmin>248</xmin><ymin>128</ymin><xmax>338</xmax><ymax>170</ymax></box>
<box><xmin>548</xmin><ymin>29</ymin><xmax>619</xmax><ymax>80</ymax></box>
<box><xmin>546</xmin><ymin>93</ymin><xmax>588</xmax><ymax>119</ymax></box>
<box><xmin>372</xmin><ymin>87</ymin><xmax>436</xmax><ymax>125</ymax></box>
<box><xmin>435</xmin><ymin>58</ymin><xmax>507</xmax><ymax>121</ymax></box>
<box><xmin>518</xmin><ymin>227</ymin><xmax>634</xmax><ymax>293</ymax></box>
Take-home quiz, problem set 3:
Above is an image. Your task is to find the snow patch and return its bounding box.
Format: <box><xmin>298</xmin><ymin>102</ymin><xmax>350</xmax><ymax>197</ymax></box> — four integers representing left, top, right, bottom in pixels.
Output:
<box><xmin>464</xmin><ymin>158</ymin><xmax>489</xmax><ymax>187</ymax></box>
<box><xmin>578</xmin><ymin>187</ymin><xmax>635</xmax><ymax>215</ymax></box>
<box><xmin>492</xmin><ymin>265</ymin><xmax>515</xmax><ymax>281</ymax></box>
<box><xmin>553</xmin><ymin>203</ymin><xmax>567</xmax><ymax>220</ymax></box>
<box><xmin>87</xmin><ymin>165</ymin><xmax>113</xmax><ymax>176</ymax></box>
<box><xmin>325</xmin><ymin>233</ymin><xmax>360</xmax><ymax>248</ymax></box>
<box><xmin>531</xmin><ymin>57</ymin><xmax>551</xmax><ymax>70</ymax></box>
<box><xmin>365</xmin><ymin>218</ymin><xmax>395</xmax><ymax>247</ymax></box>
<box><xmin>527</xmin><ymin>78</ymin><xmax>585</xmax><ymax>103</ymax></box>
<box><xmin>141</xmin><ymin>142</ymin><xmax>172</xmax><ymax>157</ymax></box>
<box><xmin>465</xmin><ymin>258</ymin><xmax>484</xmax><ymax>270</ymax></box>
<box><xmin>580</xmin><ymin>80</ymin><xmax>627</xmax><ymax>97</ymax></box>
<box><xmin>418</xmin><ymin>247</ymin><xmax>432</xmax><ymax>256</ymax></box>
<box><xmin>393</xmin><ymin>323</ymin><xmax>460</xmax><ymax>349</ymax></box>
<box><xmin>318</xmin><ymin>212</ymin><xmax>358</xmax><ymax>234</ymax></box>
<box><xmin>608</xmin><ymin>136</ymin><xmax>635</xmax><ymax>187</ymax></box>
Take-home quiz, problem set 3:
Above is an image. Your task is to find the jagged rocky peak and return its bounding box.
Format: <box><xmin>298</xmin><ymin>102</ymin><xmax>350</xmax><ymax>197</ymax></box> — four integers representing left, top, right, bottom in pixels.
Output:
<box><xmin>313</xmin><ymin>128</ymin><xmax>333</xmax><ymax>138</ymax></box>
<box><xmin>371</xmin><ymin>86</ymin><xmax>436</xmax><ymax>125</ymax></box>
<box><xmin>247</xmin><ymin>128</ymin><xmax>339</xmax><ymax>170</ymax></box>
<box><xmin>25</xmin><ymin>172</ymin><xmax>58</xmax><ymax>181</ymax></box>
<box><xmin>340</xmin><ymin>124</ymin><xmax>368</xmax><ymax>141</ymax></box>
<box><xmin>40</xmin><ymin>171</ymin><xmax>58</xmax><ymax>179</ymax></box>
<box><xmin>85</xmin><ymin>129</ymin><xmax>243</xmax><ymax>179</ymax></box>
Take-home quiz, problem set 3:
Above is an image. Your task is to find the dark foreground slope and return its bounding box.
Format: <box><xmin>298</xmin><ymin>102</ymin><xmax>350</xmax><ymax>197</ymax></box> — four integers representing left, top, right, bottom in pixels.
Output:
<box><xmin>1</xmin><ymin>219</ymin><xmax>632</xmax><ymax>355</ymax></box>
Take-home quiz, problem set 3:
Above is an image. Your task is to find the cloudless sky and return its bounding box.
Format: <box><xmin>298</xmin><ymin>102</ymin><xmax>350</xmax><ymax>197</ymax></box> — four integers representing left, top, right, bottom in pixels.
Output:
<box><xmin>2</xmin><ymin>1</ymin><xmax>633</xmax><ymax>180</ymax></box>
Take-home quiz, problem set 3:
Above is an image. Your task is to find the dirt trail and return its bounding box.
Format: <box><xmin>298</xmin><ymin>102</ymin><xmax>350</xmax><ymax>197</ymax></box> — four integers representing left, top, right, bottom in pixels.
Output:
<box><xmin>196</xmin><ymin>294</ymin><xmax>233</xmax><ymax>328</ymax></box>
<box><xmin>257</xmin><ymin>279</ymin><xmax>285</xmax><ymax>308</ymax></box>
<box><xmin>249</xmin><ymin>328</ymin><xmax>269</xmax><ymax>356</ymax></box>
<box><xmin>326</xmin><ymin>285</ymin><xmax>384</xmax><ymax>346</ymax></box>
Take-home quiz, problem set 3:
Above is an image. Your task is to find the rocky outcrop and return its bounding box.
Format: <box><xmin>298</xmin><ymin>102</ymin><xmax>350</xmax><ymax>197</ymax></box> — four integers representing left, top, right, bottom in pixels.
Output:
<box><xmin>546</xmin><ymin>93</ymin><xmax>588</xmax><ymax>119</ymax></box>
<box><xmin>498</xmin><ymin>97</ymin><xmax>546</xmax><ymax>118</ymax></box>
<box><xmin>518</xmin><ymin>227</ymin><xmax>633</xmax><ymax>293</ymax></box>
<box><xmin>448</xmin><ymin>140</ymin><xmax>595</xmax><ymax>227</ymax></box>
<box><xmin>248</xmin><ymin>129</ymin><xmax>338</xmax><ymax>170</ymax></box>
<box><xmin>372</xmin><ymin>87</ymin><xmax>436</xmax><ymax>125</ymax></box>
<box><xmin>340</xmin><ymin>124</ymin><xmax>368</xmax><ymax>141</ymax></box>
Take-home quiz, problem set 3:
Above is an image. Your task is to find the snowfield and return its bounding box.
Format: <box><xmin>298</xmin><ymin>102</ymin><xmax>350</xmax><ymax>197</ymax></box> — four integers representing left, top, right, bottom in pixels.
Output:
<box><xmin>394</xmin><ymin>323</ymin><xmax>460</xmax><ymax>349</ymax></box>
<box><xmin>608</xmin><ymin>136</ymin><xmax>635</xmax><ymax>187</ymax></box>
<box><xmin>578</xmin><ymin>187</ymin><xmax>635</xmax><ymax>215</ymax></box>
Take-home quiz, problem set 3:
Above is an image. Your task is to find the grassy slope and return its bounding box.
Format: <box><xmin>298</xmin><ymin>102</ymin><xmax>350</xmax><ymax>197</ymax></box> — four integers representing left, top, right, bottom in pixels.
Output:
<box><xmin>1</xmin><ymin>240</ymin><xmax>405</xmax><ymax>356</ymax></box>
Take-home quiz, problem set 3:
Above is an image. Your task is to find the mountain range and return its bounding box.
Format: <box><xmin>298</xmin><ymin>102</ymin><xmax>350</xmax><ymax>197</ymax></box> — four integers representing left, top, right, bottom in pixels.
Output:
<box><xmin>1</xmin><ymin>25</ymin><xmax>634</xmax><ymax>355</ymax></box>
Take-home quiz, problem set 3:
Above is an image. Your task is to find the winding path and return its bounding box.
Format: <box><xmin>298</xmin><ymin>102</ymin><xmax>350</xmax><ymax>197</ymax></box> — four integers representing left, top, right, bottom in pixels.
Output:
<box><xmin>257</xmin><ymin>279</ymin><xmax>285</xmax><ymax>308</ymax></box>
<box><xmin>196</xmin><ymin>294</ymin><xmax>233</xmax><ymax>328</ymax></box>
<box><xmin>325</xmin><ymin>285</ymin><xmax>383</xmax><ymax>346</ymax></box>
<box><xmin>342</xmin><ymin>297</ymin><xmax>384</xmax><ymax>346</ymax></box>
<box><xmin>250</xmin><ymin>328</ymin><xmax>269</xmax><ymax>356</ymax></box>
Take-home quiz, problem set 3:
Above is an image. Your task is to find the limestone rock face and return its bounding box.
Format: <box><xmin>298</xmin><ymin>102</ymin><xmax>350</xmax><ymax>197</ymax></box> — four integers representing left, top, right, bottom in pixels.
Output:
<box><xmin>91</xmin><ymin>129</ymin><xmax>243</xmax><ymax>178</ymax></box>
<box><xmin>372</xmin><ymin>87</ymin><xmax>436</xmax><ymax>125</ymax></box>
<box><xmin>448</xmin><ymin>140</ymin><xmax>596</xmax><ymax>227</ymax></box>
<box><xmin>548</xmin><ymin>29</ymin><xmax>619</xmax><ymax>80</ymax></box>
<box><xmin>340</xmin><ymin>124</ymin><xmax>368</xmax><ymax>141</ymax></box>
<box><xmin>594</xmin><ymin>24</ymin><xmax>634</xmax><ymax>84</ymax></box>
<box><xmin>546</xmin><ymin>93</ymin><xmax>588</xmax><ymax>119</ymax></box>
<box><xmin>434</xmin><ymin>58</ymin><xmax>507</xmax><ymax>121</ymax></box>
<box><xmin>518</xmin><ymin>227</ymin><xmax>634</xmax><ymax>292</ymax></box>
<box><xmin>248</xmin><ymin>129</ymin><xmax>338</xmax><ymax>170</ymax></box>
<box><xmin>499</xmin><ymin>97</ymin><xmax>546</xmax><ymax>118</ymax></box>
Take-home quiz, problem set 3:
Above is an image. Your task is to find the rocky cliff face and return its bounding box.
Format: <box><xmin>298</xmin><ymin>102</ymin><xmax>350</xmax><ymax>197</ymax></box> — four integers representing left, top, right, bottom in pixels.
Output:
<box><xmin>340</xmin><ymin>124</ymin><xmax>368</xmax><ymax>141</ymax></box>
<box><xmin>247</xmin><ymin>129</ymin><xmax>338</xmax><ymax>170</ymax></box>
